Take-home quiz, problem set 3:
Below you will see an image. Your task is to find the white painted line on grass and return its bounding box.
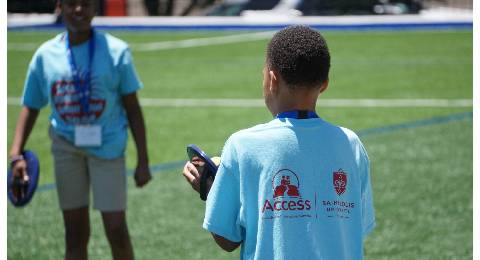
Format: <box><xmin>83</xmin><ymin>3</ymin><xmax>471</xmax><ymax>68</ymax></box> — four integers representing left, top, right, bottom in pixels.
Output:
<box><xmin>140</xmin><ymin>98</ymin><xmax>473</xmax><ymax>107</ymax></box>
<box><xmin>8</xmin><ymin>29</ymin><xmax>471</xmax><ymax>52</ymax></box>
<box><xmin>133</xmin><ymin>31</ymin><xmax>275</xmax><ymax>52</ymax></box>
<box><xmin>8</xmin><ymin>31</ymin><xmax>276</xmax><ymax>52</ymax></box>
<box><xmin>317</xmin><ymin>98</ymin><xmax>473</xmax><ymax>107</ymax></box>
<box><xmin>6</xmin><ymin>43</ymin><xmax>40</xmax><ymax>51</ymax></box>
<box><xmin>7</xmin><ymin>97</ymin><xmax>472</xmax><ymax>108</ymax></box>
<box><xmin>7</xmin><ymin>97</ymin><xmax>21</xmax><ymax>105</ymax></box>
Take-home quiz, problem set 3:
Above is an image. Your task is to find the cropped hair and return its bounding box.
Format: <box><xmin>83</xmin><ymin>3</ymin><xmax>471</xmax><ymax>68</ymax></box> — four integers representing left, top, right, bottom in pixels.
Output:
<box><xmin>267</xmin><ymin>25</ymin><xmax>330</xmax><ymax>88</ymax></box>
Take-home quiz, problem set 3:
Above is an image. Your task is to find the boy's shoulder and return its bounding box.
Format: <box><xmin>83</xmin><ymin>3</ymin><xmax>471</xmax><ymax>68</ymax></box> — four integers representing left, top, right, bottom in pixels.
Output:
<box><xmin>33</xmin><ymin>31</ymin><xmax>130</xmax><ymax>57</ymax></box>
<box><xmin>94</xmin><ymin>31</ymin><xmax>134</xmax><ymax>65</ymax></box>
<box><xmin>324</xmin><ymin>122</ymin><xmax>364</xmax><ymax>149</ymax></box>
<box><xmin>228</xmin><ymin>118</ymin><xmax>363</xmax><ymax>147</ymax></box>
<box><xmin>338</xmin><ymin>125</ymin><xmax>361</xmax><ymax>141</ymax></box>
<box><xmin>34</xmin><ymin>33</ymin><xmax>65</xmax><ymax>56</ymax></box>
<box><xmin>229</xmin><ymin>120</ymin><xmax>280</xmax><ymax>139</ymax></box>
<box><xmin>96</xmin><ymin>31</ymin><xmax>129</xmax><ymax>50</ymax></box>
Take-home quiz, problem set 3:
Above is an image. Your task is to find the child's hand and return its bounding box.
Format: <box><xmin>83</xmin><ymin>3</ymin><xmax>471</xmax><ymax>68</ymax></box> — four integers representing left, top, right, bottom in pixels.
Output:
<box><xmin>134</xmin><ymin>162</ymin><xmax>151</xmax><ymax>187</ymax></box>
<box><xmin>182</xmin><ymin>161</ymin><xmax>213</xmax><ymax>194</ymax></box>
<box><xmin>11</xmin><ymin>159</ymin><xmax>30</xmax><ymax>202</ymax></box>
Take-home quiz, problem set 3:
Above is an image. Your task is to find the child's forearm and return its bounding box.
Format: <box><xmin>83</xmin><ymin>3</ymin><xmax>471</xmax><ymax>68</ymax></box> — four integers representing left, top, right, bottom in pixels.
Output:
<box><xmin>10</xmin><ymin>106</ymin><xmax>40</xmax><ymax>157</ymax></box>
<box><xmin>211</xmin><ymin>233</ymin><xmax>242</xmax><ymax>252</ymax></box>
<box><xmin>122</xmin><ymin>92</ymin><xmax>149</xmax><ymax>165</ymax></box>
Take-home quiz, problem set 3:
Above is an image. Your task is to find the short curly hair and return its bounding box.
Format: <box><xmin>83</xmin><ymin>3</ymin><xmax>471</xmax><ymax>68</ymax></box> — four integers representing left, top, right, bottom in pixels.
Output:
<box><xmin>266</xmin><ymin>25</ymin><xmax>330</xmax><ymax>88</ymax></box>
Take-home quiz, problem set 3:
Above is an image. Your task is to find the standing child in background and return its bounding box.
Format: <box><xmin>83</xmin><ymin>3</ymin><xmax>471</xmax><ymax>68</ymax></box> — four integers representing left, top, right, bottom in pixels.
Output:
<box><xmin>9</xmin><ymin>0</ymin><xmax>151</xmax><ymax>259</ymax></box>
<box><xmin>183</xmin><ymin>25</ymin><xmax>375</xmax><ymax>260</ymax></box>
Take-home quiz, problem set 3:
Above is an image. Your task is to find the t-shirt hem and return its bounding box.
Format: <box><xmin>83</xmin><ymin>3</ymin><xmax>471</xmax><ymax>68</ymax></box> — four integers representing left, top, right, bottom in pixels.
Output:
<box><xmin>22</xmin><ymin>100</ymin><xmax>46</xmax><ymax>110</ymax></box>
<box><xmin>120</xmin><ymin>84</ymin><xmax>142</xmax><ymax>95</ymax></box>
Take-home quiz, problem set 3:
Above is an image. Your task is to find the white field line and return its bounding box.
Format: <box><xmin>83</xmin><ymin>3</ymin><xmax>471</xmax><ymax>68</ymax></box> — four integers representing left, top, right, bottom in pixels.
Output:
<box><xmin>132</xmin><ymin>31</ymin><xmax>275</xmax><ymax>52</ymax></box>
<box><xmin>7</xmin><ymin>97</ymin><xmax>472</xmax><ymax>108</ymax></box>
<box><xmin>7</xmin><ymin>43</ymin><xmax>40</xmax><ymax>51</ymax></box>
<box><xmin>8</xmin><ymin>29</ymin><xmax>469</xmax><ymax>52</ymax></box>
<box><xmin>7</xmin><ymin>31</ymin><xmax>276</xmax><ymax>52</ymax></box>
<box><xmin>8</xmin><ymin>28</ymin><xmax>472</xmax><ymax>52</ymax></box>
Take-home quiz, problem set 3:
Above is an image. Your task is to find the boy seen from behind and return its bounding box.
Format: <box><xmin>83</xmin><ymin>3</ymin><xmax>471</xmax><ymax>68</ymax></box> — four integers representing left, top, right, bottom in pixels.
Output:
<box><xmin>183</xmin><ymin>25</ymin><xmax>375</xmax><ymax>260</ymax></box>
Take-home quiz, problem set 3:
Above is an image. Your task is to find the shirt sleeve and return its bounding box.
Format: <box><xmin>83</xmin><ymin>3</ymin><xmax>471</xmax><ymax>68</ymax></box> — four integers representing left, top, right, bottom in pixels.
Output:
<box><xmin>359</xmin><ymin>142</ymin><xmax>376</xmax><ymax>238</ymax></box>
<box><xmin>118</xmin><ymin>48</ymin><xmax>143</xmax><ymax>95</ymax></box>
<box><xmin>21</xmin><ymin>53</ymin><xmax>49</xmax><ymax>109</ymax></box>
<box><xmin>203</xmin><ymin>137</ymin><xmax>244</xmax><ymax>243</ymax></box>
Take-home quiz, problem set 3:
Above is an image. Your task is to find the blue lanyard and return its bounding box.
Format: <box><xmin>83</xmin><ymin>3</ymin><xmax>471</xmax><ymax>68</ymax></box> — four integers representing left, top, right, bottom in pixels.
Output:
<box><xmin>276</xmin><ymin>110</ymin><xmax>319</xmax><ymax>119</ymax></box>
<box><xmin>66</xmin><ymin>29</ymin><xmax>95</xmax><ymax>120</ymax></box>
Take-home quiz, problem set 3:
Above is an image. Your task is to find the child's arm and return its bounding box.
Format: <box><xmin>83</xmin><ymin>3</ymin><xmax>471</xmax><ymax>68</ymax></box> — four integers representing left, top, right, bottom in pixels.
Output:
<box><xmin>122</xmin><ymin>92</ymin><xmax>151</xmax><ymax>187</ymax></box>
<box><xmin>183</xmin><ymin>161</ymin><xmax>214</xmax><ymax>194</ymax></box>
<box><xmin>9</xmin><ymin>106</ymin><xmax>40</xmax><ymax>198</ymax></box>
<box><xmin>183</xmin><ymin>161</ymin><xmax>242</xmax><ymax>252</ymax></box>
<box><xmin>211</xmin><ymin>233</ymin><xmax>242</xmax><ymax>252</ymax></box>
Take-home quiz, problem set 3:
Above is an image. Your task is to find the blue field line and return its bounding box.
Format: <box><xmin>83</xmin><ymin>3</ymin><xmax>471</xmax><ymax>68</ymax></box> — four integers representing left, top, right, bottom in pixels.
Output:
<box><xmin>34</xmin><ymin>160</ymin><xmax>187</xmax><ymax>193</ymax></box>
<box><xmin>8</xmin><ymin>22</ymin><xmax>472</xmax><ymax>31</ymax></box>
<box><xmin>33</xmin><ymin>111</ymin><xmax>472</xmax><ymax>193</ymax></box>
<box><xmin>125</xmin><ymin>160</ymin><xmax>187</xmax><ymax>177</ymax></box>
<box><xmin>36</xmin><ymin>183</ymin><xmax>57</xmax><ymax>192</ymax></box>
<box><xmin>357</xmin><ymin>111</ymin><xmax>472</xmax><ymax>137</ymax></box>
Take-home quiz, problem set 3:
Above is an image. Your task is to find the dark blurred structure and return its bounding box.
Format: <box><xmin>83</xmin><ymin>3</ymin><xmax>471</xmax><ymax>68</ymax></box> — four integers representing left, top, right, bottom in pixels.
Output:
<box><xmin>423</xmin><ymin>0</ymin><xmax>472</xmax><ymax>9</ymax></box>
<box><xmin>299</xmin><ymin>0</ymin><xmax>422</xmax><ymax>15</ymax></box>
<box><xmin>144</xmin><ymin>0</ymin><xmax>175</xmax><ymax>15</ymax></box>
<box><xmin>207</xmin><ymin>0</ymin><xmax>276</xmax><ymax>16</ymax></box>
<box><xmin>6</xmin><ymin>0</ymin><xmax>473</xmax><ymax>15</ymax></box>
<box><xmin>8</xmin><ymin>0</ymin><xmax>107</xmax><ymax>15</ymax></box>
<box><xmin>144</xmin><ymin>0</ymin><xmax>215</xmax><ymax>16</ymax></box>
<box><xmin>8</xmin><ymin>0</ymin><xmax>56</xmax><ymax>13</ymax></box>
<box><xmin>207</xmin><ymin>0</ymin><xmax>424</xmax><ymax>16</ymax></box>
<box><xmin>180</xmin><ymin>0</ymin><xmax>215</xmax><ymax>15</ymax></box>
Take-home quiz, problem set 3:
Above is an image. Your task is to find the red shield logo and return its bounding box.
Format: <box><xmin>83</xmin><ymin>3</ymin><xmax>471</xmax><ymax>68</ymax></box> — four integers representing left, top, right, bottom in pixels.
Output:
<box><xmin>333</xmin><ymin>169</ymin><xmax>347</xmax><ymax>195</ymax></box>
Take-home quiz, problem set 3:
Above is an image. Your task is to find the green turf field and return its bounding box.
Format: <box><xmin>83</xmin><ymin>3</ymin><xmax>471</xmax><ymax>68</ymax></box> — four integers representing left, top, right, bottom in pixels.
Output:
<box><xmin>7</xmin><ymin>29</ymin><xmax>472</xmax><ymax>259</ymax></box>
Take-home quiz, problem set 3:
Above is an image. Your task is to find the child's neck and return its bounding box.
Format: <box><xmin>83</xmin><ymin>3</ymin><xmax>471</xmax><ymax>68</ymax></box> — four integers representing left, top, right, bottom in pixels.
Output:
<box><xmin>276</xmin><ymin>103</ymin><xmax>316</xmax><ymax>114</ymax></box>
<box><xmin>273</xmin><ymin>88</ymin><xmax>319</xmax><ymax>115</ymax></box>
<box><xmin>68</xmin><ymin>29</ymin><xmax>92</xmax><ymax>46</ymax></box>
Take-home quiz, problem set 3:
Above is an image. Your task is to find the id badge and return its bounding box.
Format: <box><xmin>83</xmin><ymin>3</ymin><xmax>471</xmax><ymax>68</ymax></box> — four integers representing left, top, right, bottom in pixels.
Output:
<box><xmin>75</xmin><ymin>125</ymin><xmax>102</xmax><ymax>147</ymax></box>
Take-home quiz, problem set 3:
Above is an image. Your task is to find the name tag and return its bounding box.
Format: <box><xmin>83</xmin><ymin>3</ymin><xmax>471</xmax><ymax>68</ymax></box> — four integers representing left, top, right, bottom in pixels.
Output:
<box><xmin>75</xmin><ymin>125</ymin><xmax>102</xmax><ymax>147</ymax></box>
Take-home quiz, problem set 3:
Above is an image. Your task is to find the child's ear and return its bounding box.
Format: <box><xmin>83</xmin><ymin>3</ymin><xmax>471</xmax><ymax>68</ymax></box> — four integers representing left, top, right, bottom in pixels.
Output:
<box><xmin>319</xmin><ymin>80</ymin><xmax>329</xmax><ymax>93</ymax></box>
<box><xmin>269</xmin><ymin>70</ymin><xmax>279</xmax><ymax>94</ymax></box>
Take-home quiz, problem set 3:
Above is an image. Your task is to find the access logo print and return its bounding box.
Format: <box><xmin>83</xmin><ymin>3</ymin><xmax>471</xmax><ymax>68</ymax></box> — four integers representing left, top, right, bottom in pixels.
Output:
<box><xmin>333</xmin><ymin>169</ymin><xmax>347</xmax><ymax>195</ymax></box>
<box><xmin>262</xmin><ymin>169</ymin><xmax>312</xmax><ymax>217</ymax></box>
<box><xmin>273</xmin><ymin>169</ymin><xmax>300</xmax><ymax>198</ymax></box>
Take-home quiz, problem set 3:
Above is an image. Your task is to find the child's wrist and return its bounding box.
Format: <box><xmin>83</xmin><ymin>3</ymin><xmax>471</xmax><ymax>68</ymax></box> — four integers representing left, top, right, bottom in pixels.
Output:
<box><xmin>10</xmin><ymin>154</ymin><xmax>25</xmax><ymax>167</ymax></box>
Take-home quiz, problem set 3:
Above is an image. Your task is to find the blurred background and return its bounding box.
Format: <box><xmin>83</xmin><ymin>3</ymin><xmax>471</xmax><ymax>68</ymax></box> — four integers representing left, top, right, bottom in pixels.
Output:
<box><xmin>6</xmin><ymin>0</ymin><xmax>473</xmax><ymax>17</ymax></box>
<box><xmin>6</xmin><ymin>0</ymin><xmax>473</xmax><ymax>259</ymax></box>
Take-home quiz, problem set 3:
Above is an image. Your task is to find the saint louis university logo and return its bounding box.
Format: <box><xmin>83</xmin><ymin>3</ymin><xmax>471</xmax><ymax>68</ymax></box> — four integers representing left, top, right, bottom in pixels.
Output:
<box><xmin>321</xmin><ymin>169</ymin><xmax>354</xmax><ymax>219</ymax></box>
<box><xmin>262</xmin><ymin>169</ymin><xmax>312</xmax><ymax>218</ymax></box>
<box><xmin>333</xmin><ymin>169</ymin><xmax>347</xmax><ymax>196</ymax></box>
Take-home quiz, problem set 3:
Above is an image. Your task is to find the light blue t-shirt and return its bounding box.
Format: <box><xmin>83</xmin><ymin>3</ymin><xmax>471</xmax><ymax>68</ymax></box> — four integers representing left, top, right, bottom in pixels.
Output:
<box><xmin>203</xmin><ymin>117</ymin><xmax>375</xmax><ymax>260</ymax></box>
<box><xmin>22</xmin><ymin>30</ymin><xmax>142</xmax><ymax>159</ymax></box>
